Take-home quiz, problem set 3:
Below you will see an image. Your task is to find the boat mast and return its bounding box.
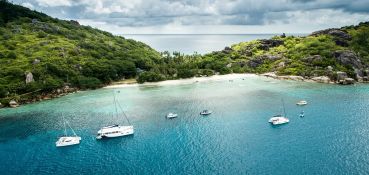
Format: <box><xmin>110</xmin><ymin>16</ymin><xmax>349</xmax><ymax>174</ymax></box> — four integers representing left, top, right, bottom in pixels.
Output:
<box><xmin>281</xmin><ymin>98</ymin><xmax>287</xmax><ymax>117</ymax></box>
<box><xmin>62</xmin><ymin>115</ymin><xmax>67</xmax><ymax>136</ymax></box>
<box><xmin>66</xmin><ymin>120</ymin><xmax>78</xmax><ymax>136</ymax></box>
<box><xmin>114</xmin><ymin>90</ymin><xmax>132</xmax><ymax>125</ymax></box>
<box><xmin>113</xmin><ymin>90</ymin><xmax>119</xmax><ymax>120</ymax></box>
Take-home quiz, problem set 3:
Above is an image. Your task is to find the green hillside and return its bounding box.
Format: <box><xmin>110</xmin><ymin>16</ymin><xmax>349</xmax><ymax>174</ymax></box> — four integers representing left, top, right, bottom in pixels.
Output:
<box><xmin>137</xmin><ymin>22</ymin><xmax>369</xmax><ymax>83</ymax></box>
<box><xmin>1</xmin><ymin>0</ymin><xmax>369</xmax><ymax>107</ymax></box>
<box><xmin>0</xmin><ymin>1</ymin><xmax>160</xmax><ymax>104</ymax></box>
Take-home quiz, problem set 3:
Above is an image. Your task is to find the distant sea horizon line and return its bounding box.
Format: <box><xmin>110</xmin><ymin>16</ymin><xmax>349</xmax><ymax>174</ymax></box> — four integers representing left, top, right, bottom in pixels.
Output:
<box><xmin>120</xmin><ymin>33</ymin><xmax>309</xmax><ymax>35</ymax></box>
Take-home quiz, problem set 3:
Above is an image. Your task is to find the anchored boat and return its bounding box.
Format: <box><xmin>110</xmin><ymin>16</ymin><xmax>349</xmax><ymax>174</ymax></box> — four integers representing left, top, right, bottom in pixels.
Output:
<box><xmin>96</xmin><ymin>91</ymin><xmax>134</xmax><ymax>139</ymax></box>
<box><xmin>56</xmin><ymin>116</ymin><xmax>81</xmax><ymax>147</ymax></box>
<box><xmin>269</xmin><ymin>99</ymin><xmax>289</xmax><ymax>125</ymax></box>
<box><xmin>200</xmin><ymin>110</ymin><xmax>212</xmax><ymax>115</ymax></box>
<box><xmin>166</xmin><ymin>113</ymin><xmax>178</xmax><ymax>119</ymax></box>
<box><xmin>296</xmin><ymin>100</ymin><xmax>308</xmax><ymax>106</ymax></box>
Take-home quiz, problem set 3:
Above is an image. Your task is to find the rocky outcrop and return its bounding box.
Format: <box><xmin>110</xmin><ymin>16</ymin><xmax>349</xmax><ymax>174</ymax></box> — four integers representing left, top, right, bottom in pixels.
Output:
<box><xmin>222</xmin><ymin>47</ymin><xmax>233</xmax><ymax>54</ymax></box>
<box><xmin>32</xmin><ymin>59</ymin><xmax>40</xmax><ymax>65</ymax></box>
<box><xmin>334</xmin><ymin>50</ymin><xmax>363</xmax><ymax>69</ymax></box>
<box><xmin>261</xmin><ymin>72</ymin><xmax>304</xmax><ymax>81</ymax></box>
<box><xmin>258</xmin><ymin>39</ymin><xmax>284</xmax><ymax>50</ymax></box>
<box><xmin>0</xmin><ymin>102</ymin><xmax>3</xmax><ymax>108</ymax></box>
<box><xmin>311</xmin><ymin>28</ymin><xmax>351</xmax><ymax>40</ymax></box>
<box><xmin>278</xmin><ymin>75</ymin><xmax>305</xmax><ymax>81</ymax></box>
<box><xmin>70</xmin><ymin>20</ymin><xmax>80</xmax><ymax>26</ymax></box>
<box><xmin>311</xmin><ymin>76</ymin><xmax>331</xmax><ymax>83</ymax></box>
<box><xmin>278</xmin><ymin>61</ymin><xmax>285</xmax><ymax>68</ymax></box>
<box><xmin>335</xmin><ymin>71</ymin><xmax>355</xmax><ymax>84</ymax></box>
<box><xmin>9</xmin><ymin>100</ymin><xmax>19</xmax><ymax>108</ymax></box>
<box><xmin>338</xmin><ymin>78</ymin><xmax>355</xmax><ymax>85</ymax></box>
<box><xmin>303</xmin><ymin>55</ymin><xmax>322</xmax><ymax>63</ymax></box>
<box><xmin>311</xmin><ymin>28</ymin><xmax>352</xmax><ymax>47</ymax></box>
<box><xmin>25</xmin><ymin>72</ymin><xmax>34</xmax><ymax>84</ymax></box>
<box><xmin>336</xmin><ymin>71</ymin><xmax>348</xmax><ymax>81</ymax></box>
<box><xmin>248</xmin><ymin>54</ymin><xmax>283</xmax><ymax>68</ymax></box>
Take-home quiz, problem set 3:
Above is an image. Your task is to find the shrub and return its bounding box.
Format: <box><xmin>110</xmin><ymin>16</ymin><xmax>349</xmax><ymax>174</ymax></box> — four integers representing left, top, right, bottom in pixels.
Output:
<box><xmin>7</xmin><ymin>51</ymin><xmax>16</xmax><ymax>59</ymax></box>
<box><xmin>72</xmin><ymin>76</ymin><xmax>102</xmax><ymax>89</ymax></box>
<box><xmin>137</xmin><ymin>71</ymin><xmax>165</xmax><ymax>83</ymax></box>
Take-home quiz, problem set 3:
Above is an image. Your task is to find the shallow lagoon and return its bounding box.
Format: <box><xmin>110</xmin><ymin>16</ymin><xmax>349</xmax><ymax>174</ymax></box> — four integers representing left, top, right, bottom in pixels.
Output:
<box><xmin>1</xmin><ymin>76</ymin><xmax>369</xmax><ymax>175</ymax></box>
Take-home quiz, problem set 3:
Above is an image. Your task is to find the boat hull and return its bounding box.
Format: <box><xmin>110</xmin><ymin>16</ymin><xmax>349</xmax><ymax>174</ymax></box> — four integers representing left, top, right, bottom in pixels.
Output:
<box><xmin>56</xmin><ymin>136</ymin><xmax>81</xmax><ymax>147</ymax></box>
<box><xmin>96</xmin><ymin>125</ymin><xmax>134</xmax><ymax>139</ymax></box>
<box><xmin>268</xmin><ymin>117</ymin><xmax>289</xmax><ymax>125</ymax></box>
<box><xmin>166</xmin><ymin>114</ymin><xmax>178</xmax><ymax>119</ymax></box>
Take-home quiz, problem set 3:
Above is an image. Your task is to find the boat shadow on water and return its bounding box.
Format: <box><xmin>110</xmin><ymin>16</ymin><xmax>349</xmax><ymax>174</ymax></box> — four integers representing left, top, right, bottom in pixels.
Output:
<box><xmin>269</xmin><ymin>123</ymin><xmax>289</xmax><ymax>129</ymax></box>
<box><xmin>96</xmin><ymin>134</ymin><xmax>135</xmax><ymax>143</ymax></box>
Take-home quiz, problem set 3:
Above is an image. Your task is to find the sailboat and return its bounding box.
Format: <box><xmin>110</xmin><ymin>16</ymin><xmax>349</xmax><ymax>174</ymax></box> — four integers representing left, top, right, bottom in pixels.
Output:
<box><xmin>268</xmin><ymin>99</ymin><xmax>290</xmax><ymax>125</ymax></box>
<box><xmin>56</xmin><ymin>116</ymin><xmax>81</xmax><ymax>147</ymax></box>
<box><xmin>96</xmin><ymin>91</ymin><xmax>134</xmax><ymax>139</ymax></box>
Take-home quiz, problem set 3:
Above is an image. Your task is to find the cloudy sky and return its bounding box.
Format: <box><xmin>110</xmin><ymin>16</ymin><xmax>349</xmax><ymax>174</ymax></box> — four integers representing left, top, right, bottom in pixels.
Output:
<box><xmin>12</xmin><ymin>0</ymin><xmax>369</xmax><ymax>34</ymax></box>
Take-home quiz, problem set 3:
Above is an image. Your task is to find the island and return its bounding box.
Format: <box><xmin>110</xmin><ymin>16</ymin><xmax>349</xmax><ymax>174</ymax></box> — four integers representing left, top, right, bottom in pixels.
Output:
<box><xmin>0</xmin><ymin>0</ymin><xmax>368</xmax><ymax>107</ymax></box>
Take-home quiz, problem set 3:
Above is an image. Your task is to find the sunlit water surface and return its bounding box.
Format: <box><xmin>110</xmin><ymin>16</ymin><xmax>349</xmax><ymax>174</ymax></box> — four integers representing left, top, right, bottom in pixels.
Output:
<box><xmin>1</xmin><ymin>76</ymin><xmax>369</xmax><ymax>175</ymax></box>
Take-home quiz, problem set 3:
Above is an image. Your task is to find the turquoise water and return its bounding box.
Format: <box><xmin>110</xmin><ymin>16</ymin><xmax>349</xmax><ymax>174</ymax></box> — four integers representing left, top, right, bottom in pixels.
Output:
<box><xmin>122</xmin><ymin>34</ymin><xmax>307</xmax><ymax>54</ymax></box>
<box><xmin>1</xmin><ymin>76</ymin><xmax>369</xmax><ymax>174</ymax></box>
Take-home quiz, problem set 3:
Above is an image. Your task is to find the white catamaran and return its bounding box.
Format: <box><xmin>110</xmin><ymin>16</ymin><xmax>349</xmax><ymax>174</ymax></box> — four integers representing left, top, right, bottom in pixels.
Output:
<box><xmin>96</xmin><ymin>91</ymin><xmax>134</xmax><ymax>139</ymax></box>
<box><xmin>56</xmin><ymin>116</ymin><xmax>81</xmax><ymax>147</ymax></box>
<box><xmin>269</xmin><ymin>99</ymin><xmax>289</xmax><ymax>125</ymax></box>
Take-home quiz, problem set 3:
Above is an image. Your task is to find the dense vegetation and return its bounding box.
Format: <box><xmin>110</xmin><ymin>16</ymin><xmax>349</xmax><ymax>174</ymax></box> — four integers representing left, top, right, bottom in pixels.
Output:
<box><xmin>1</xmin><ymin>0</ymin><xmax>369</xmax><ymax>106</ymax></box>
<box><xmin>138</xmin><ymin>23</ymin><xmax>369</xmax><ymax>83</ymax></box>
<box><xmin>0</xmin><ymin>1</ymin><xmax>160</xmax><ymax>105</ymax></box>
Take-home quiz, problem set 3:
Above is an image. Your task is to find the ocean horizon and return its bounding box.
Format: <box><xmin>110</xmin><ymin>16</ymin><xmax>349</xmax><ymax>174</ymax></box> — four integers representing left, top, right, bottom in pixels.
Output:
<box><xmin>121</xmin><ymin>34</ymin><xmax>308</xmax><ymax>54</ymax></box>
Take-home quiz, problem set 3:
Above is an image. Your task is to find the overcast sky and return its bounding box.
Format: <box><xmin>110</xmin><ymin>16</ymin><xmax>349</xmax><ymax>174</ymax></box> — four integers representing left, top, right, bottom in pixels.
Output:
<box><xmin>12</xmin><ymin>0</ymin><xmax>369</xmax><ymax>34</ymax></box>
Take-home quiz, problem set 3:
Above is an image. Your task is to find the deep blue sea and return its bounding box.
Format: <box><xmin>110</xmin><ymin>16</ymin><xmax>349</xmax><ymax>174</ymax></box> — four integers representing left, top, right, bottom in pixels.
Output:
<box><xmin>1</xmin><ymin>76</ymin><xmax>369</xmax><ymax>175</ymax></box>
<box><xmin>122</xmin><ymin>34</ymin><xmax>306</xmax><ymax>54</ymax></box>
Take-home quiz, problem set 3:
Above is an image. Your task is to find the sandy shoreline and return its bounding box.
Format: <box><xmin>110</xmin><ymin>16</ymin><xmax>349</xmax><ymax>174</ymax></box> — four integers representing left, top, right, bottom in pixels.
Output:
<box><xmin>104</xmin><ymin>73</ymin><xmax>258</xmax><ymax>88</ymax></box>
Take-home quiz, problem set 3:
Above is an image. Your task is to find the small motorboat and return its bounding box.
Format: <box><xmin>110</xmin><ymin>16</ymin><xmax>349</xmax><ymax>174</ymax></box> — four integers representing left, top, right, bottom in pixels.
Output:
<box><xmin>166</xmin><ymin>113</ymin><xmax>178</xmax><ymax>119</ymax></box>
<box><xmin>296</xmin><ymin>100</ymin><xmax>308</xmax><ymax>106</ymax></box>
<box><xmin>200</xmin><ymin>110</ymin><xmax>212</xmax><ymax>115</ymax></box>
<box><xmin>299</xmin><ymin>111</ymin><xmax>305</xmax><ymax>117</ymax></box>
<box><xmin>268</xmin><ymin>115</ymin><xmax>290</xmax><ymax>125</ymax></box>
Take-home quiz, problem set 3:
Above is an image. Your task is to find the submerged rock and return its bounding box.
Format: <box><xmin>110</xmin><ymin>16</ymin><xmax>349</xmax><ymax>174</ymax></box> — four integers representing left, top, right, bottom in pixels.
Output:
<box><xmin>311</xmin><ymin>76</ymin><xmax>331</xmax><ymax>83</ymax></box>
<box><xmin>339</xmin><ymin>78</ymin><xmax>355</xmax><ymax>85</ymax></box>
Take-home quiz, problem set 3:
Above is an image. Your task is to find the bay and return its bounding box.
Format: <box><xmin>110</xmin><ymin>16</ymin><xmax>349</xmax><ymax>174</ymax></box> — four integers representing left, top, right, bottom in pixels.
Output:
<box><xmin>1</xmin><ymin>75</ymin><xmax>369</xmax><ymax>175</ymax></box>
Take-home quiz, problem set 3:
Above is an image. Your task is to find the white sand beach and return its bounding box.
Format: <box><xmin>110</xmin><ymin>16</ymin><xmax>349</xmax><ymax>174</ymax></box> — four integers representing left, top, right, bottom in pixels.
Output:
<box><xmin>104</xmin><ymin>73</ymin><xmax>258</xmax><ymax>88</ymax></box>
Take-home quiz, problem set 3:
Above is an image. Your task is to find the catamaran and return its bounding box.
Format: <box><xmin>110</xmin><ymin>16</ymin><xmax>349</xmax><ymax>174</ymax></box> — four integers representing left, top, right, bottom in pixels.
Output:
<box><xmin>269</xmin><ymin>99</ymin><xmax>289</xmax><ymax>125</ymax></box>
<box><xmin>96</xmin><ymin>91</ymin><xmax>134</xmax><ymax>139</ymax></box>
<box><xmin>56</xmin><ymin>116</ymin><xmax>81</xmax><ymax>147</ymax></box>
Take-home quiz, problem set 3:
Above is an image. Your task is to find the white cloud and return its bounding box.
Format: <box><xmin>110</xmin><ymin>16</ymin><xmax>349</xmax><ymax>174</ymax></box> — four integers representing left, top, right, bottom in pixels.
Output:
<box><xmin>21</xmin><ymin>2</ymin><xmax>34</xmax><ymax>9</ymax></box>
<box><xmin>12</xmin><ymin>0</ymin><xmax>369</xmax><ymax>34</ymax></box>
<box><xmin>35</xmin><ymin>0</ymin><xmax>73</xmax><ymax>7</ymax></box>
